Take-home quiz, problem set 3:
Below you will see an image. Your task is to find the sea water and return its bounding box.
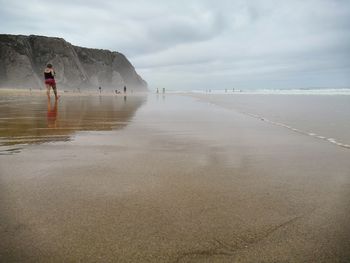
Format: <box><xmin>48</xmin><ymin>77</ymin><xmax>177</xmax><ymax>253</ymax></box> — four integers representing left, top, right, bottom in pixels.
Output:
<box><xmin>190</xmin><ymin>92</ymin><xmax>350</xmax><ymax>149</ymax></box>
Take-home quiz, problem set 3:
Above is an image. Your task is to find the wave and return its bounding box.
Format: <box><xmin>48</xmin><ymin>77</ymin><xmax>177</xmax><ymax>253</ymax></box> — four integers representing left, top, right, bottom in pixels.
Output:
<box><xmin>169</xmin><ymin>88</ymin><xmax>350</xmax><ymax>95</ymax></box>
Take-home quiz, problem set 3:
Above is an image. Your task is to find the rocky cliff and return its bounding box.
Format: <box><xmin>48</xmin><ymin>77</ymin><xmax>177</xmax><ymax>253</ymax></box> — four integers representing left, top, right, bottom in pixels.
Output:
<box><xmin>0</xmin><ymin>34</ymin><xmax>148</xmax><ymax>91</ymax></box>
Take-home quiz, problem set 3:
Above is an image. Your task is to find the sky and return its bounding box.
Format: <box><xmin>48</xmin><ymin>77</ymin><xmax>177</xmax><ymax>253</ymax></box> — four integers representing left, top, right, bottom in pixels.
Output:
<box><xmin>1</xmin><ymin>0</ymin><xmax>350</xmax><ymax>90</ymax></box>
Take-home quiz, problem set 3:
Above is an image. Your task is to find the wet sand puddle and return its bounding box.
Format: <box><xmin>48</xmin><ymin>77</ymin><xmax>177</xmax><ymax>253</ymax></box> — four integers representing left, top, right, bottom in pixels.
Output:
<box><xmin>0</xmin><ymin>95</ymin><xmax>146</xmax><ymax>154</ymax></box>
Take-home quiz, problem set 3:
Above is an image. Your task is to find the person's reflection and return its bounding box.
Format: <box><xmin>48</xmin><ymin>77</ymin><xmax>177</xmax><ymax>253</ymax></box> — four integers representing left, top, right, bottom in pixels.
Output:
<box><xmin>47</xmin><ymin>98</ymin><xmax>58</xmax><ymax>128</ymax></box>
<box><xmin>124</xmin><ymin>95</ymin><xmax>127</xmax><ymax>103</ymax></box>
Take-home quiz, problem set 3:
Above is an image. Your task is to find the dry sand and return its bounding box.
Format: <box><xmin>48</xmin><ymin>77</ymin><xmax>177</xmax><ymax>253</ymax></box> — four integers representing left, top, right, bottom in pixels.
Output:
<box><xmin>0</xmin><ymin>94</ymin><xmax>349</xmax><ymax>262</ymax></box>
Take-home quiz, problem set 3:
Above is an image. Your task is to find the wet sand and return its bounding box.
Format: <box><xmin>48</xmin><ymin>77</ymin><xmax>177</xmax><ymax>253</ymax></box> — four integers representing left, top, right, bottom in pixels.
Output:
<box><xmin>0</xmin><ymin>94</ymin><xmax>350</xmax><ymax>262</ymax></box>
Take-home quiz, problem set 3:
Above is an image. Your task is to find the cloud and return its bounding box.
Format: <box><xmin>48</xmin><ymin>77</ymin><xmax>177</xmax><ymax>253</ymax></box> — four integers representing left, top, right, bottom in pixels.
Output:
<box><xmin>1</xmin><ymin>0</ymin><xmax>350</xmax><ymax>90</ymax></box>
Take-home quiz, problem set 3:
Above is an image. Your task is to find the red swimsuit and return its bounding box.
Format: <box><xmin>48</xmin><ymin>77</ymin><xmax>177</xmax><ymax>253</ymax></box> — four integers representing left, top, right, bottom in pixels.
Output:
<box><xmin>44</xmin><ymin>71</ymin><xmax>56</xmax><ymax>86</ymax></box>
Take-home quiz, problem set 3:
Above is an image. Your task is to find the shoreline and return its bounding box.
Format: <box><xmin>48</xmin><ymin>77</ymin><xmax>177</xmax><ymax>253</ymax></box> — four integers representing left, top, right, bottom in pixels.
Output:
<box><xmin>0</xmin><ymin>88</ymin><xmax>150</xmax><ymax>97</ymax></box>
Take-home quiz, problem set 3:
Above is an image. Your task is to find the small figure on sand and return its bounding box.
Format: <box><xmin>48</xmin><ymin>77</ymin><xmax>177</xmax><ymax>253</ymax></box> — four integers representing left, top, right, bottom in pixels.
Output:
<box><xmin>44</xmin><ymin>64</ymin><xmax>58</xmax><ymax>100</ymax></box>
<box><xmin>115</xmin><ymin>89</ymin><xmax>121</xmax><ymax>94</ymax></box>
<box><xmin>124</xmin><ymin>85</ymin><xmax>127</xmax><ymax>93</ymax></box>
<box><xmin>99</xmin><ymin>86</ymin><xmax>102</xmax><ymax>94</ymax></box>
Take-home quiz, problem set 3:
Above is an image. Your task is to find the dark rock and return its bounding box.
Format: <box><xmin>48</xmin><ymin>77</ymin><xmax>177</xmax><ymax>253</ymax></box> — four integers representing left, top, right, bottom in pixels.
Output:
<box><xmin>0</xmin><ymin>34</ymin><xmax>148</xmax><ymax>91</ymax></box>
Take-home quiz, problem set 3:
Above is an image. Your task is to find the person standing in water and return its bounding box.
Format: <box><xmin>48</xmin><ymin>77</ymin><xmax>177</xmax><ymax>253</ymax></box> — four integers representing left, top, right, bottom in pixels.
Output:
<box><xmin>44</xmin><ymin>64</ymin><xmax>58</xmax><ymax>100</ymax></box>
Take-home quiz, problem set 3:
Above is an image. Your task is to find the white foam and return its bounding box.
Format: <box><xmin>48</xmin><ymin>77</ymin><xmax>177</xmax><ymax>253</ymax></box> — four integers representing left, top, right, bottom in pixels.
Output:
<box><xmin>237</xmin><ymin>111</ymin><xmax>350</xmax><ymax>150</ymax></box>
<box><xmin>327</xmin><ymin>138</ymin><xmax>337</xmax><ymax>143</ymax></box>
<box><xmin>240</xmin><ymin>88</ymin><xmax>350</xmax><ymax>95</ymax></box>
<box><xmin>169</xmin><ymin>88</ymin><xmax>350</xmax><ymax>95</ymax></box>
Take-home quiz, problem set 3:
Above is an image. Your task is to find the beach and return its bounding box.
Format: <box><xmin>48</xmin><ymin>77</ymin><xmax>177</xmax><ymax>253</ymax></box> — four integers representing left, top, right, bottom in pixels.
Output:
<box><xmin>0</xmin><ymin>92</ymin><xmax>350</xmax><ymax>262</ymax></box>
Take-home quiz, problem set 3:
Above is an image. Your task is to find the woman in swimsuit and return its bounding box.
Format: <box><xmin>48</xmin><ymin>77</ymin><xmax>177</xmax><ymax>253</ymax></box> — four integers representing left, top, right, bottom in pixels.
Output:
<box><xmin>44</xmin><ymin>64</ymin><xmax>58</xmax><ymax>100</ymax></box>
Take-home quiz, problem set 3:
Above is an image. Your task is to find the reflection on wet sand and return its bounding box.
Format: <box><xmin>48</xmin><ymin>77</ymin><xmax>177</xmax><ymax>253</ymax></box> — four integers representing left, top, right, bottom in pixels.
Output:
<box><xmin>0</xmin><ymin>95</ymin><xmax>146</xmax><ymax>151</ymax></box>
<box><xmin>47</xmin><ymin>98</ymin><xmax>58</xmax><ymax>129</ymax></box>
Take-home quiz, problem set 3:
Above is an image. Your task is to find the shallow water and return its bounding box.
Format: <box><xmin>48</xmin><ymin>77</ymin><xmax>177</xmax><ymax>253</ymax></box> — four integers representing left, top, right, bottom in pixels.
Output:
<box><xmin>0</xmin><ymin>95</ymin><xmax>146</xmax><ymax>153</ymax></box>
<box><xmin>195</xmin><ymin>94</ymin><xmax>350</xmax><ymax>148</ymax></box>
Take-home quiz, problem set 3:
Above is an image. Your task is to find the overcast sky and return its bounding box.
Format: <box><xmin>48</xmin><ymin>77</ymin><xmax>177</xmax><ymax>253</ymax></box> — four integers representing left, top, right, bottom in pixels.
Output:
<box><xmin>1</xmin><ymin>0</ymin><xmax>350</xmax><ymax>90</ymax></box>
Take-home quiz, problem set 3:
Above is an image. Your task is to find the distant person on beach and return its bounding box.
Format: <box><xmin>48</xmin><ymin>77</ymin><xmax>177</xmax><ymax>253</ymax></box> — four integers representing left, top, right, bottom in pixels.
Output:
<box><xmin>99</xmin><ymin>86</ymin><xmax>102</xmax><ymax>94</ymax></box>
<box><xmin>124</xmin><ymin>86</ymin><xmax>127</xmax><ymax>93</ymax></box>
<box><xmin>44</xmin><ymin>64</ymin><xmax>58</xmax><ymax>100</ymax></box>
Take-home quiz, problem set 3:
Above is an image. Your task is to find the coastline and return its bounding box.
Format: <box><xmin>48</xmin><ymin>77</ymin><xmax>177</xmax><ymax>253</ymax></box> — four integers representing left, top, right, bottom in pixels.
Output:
<box><xmin>0</xmin><ymin>88</ymin><xmax>150</xmax><ymax>97</ymax></box>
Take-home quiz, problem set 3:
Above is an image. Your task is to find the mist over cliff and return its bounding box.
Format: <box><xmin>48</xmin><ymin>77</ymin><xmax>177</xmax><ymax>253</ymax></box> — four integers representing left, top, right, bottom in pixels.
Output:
<box><xmin>0</xmin><ymin>34</ymin><xmax>148</xmax><ymax>91</ymax></box>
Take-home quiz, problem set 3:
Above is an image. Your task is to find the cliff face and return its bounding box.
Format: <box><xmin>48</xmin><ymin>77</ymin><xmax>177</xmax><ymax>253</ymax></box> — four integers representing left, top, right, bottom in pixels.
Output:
<box><xmin>0</xmin><ymin>34</ymin><xmax>148</xmax><ymax>91</ymax></box>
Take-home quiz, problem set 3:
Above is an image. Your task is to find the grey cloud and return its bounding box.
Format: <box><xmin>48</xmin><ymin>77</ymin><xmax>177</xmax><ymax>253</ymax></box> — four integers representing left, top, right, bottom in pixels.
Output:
<box><xmin>147</xmin><ymin>11</ymin><xmax>226</xmax><ymax>45</ymax></box>
<box><xmin>1</xmin><ymin>0</ymin><xmax>350</xmax><ymax>90</ymax></box>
